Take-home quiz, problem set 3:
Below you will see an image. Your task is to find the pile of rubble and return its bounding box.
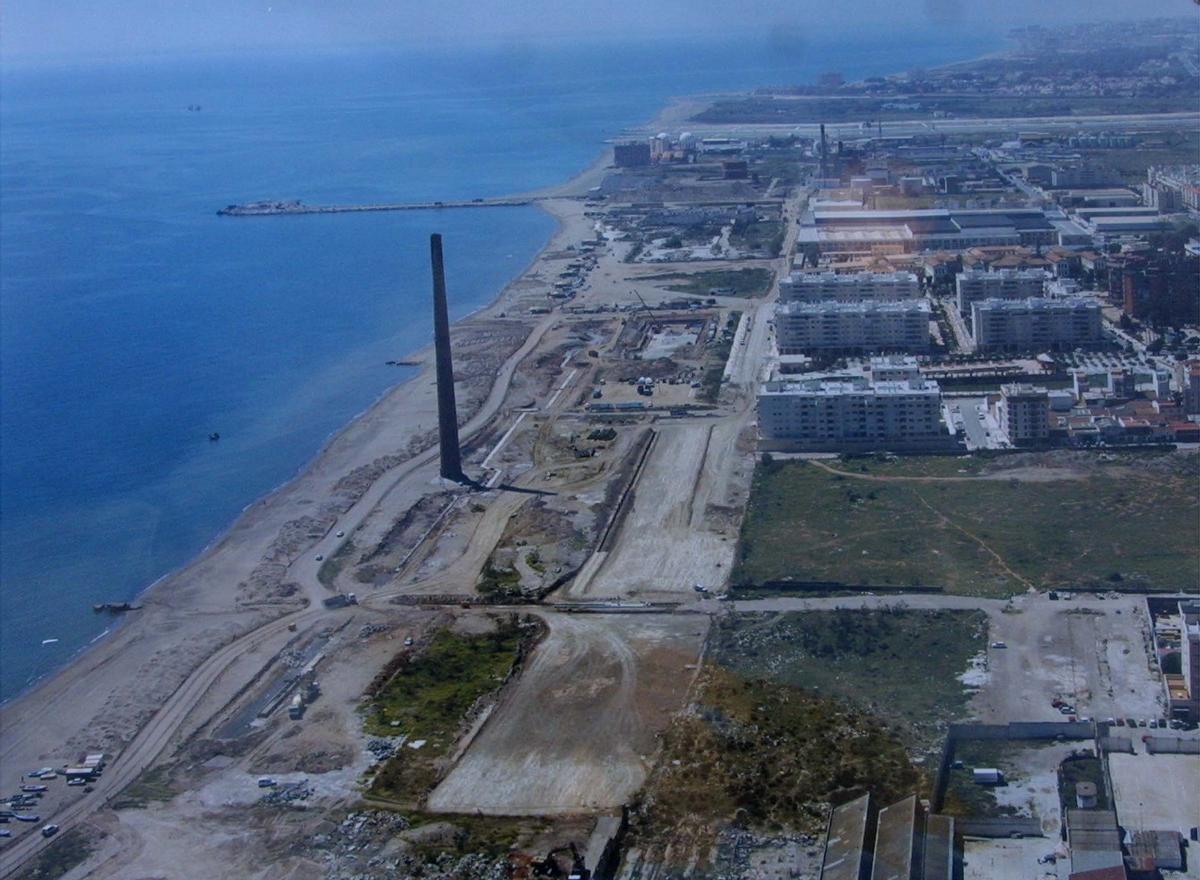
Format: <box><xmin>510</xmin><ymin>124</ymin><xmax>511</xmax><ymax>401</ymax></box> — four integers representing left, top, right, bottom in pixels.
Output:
<box><xmin>365</xmin><ymin>737</ymin><xmax>403</xmax><ymax>762</ymax></box>
<box><xmin>260</xmin><ymin>780</ymin><xmax>314</xmax><ymax>806</ymax></box>
<box><xmin>709</xmin><ymin>828</ymin><xmax>822</xmax><ymax>880</ymax></box>
<box><xmin>358</xmin><ymin>623</ymin><xmax>390</xmax><ymax>639</ymax></box>
<box><xmin>279</xmin><ymin>649</ymin><xmax>307</xmax><ymax>669</ymax></box>
<box><xmin>310</xmin><ymin>811</ymin><xmax>510</xmax><ymax>880</ymax></box>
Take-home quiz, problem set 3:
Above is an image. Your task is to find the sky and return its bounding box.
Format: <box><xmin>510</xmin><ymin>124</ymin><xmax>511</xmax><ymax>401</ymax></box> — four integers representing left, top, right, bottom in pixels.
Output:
<box><xmin>1</xmin><ymin>0</ymin><xmax>1196</xmax><ymax>64</ymax></box>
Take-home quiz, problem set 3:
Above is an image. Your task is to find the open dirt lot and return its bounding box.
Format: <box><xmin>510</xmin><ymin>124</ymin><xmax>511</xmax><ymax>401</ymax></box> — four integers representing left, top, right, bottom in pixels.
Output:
<box><xmin>1109</xmin><ymin>751</ymin><xmax>1200</xmax><ymax>835</ymax></box>
<box><xmin>964</xmin><ymin>836</ymin><xmax>1064</xmax><ymax>880</ymax></box>
<box><xmin>565</xmin><ymin>420</ymin><xmax>747</xmax><ymax>600</ymax></box>
<box><xmin>426</xmin><ymin>612</ymin><xmax>707</xmax><ymax>815</ymax></box>
<box><xmin>975</xmin><ymin>596</ymin><xmax>1165</xmax><ymax>723</ymax></box>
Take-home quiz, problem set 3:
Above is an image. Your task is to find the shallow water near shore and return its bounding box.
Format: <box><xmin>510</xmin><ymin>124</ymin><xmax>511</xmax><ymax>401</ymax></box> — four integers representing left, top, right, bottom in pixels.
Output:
<box><xmin>0</xmin><ymin>32</ymin><xmax>996</xmax><ymax>700</ymax></box>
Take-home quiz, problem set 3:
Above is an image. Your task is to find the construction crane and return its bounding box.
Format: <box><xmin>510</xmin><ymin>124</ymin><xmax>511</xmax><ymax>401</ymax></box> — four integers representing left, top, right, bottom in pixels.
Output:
<box><xmin>630</xmin><ymin>289</ymin><xmax>659</xmax><ymax>330</ymax></box>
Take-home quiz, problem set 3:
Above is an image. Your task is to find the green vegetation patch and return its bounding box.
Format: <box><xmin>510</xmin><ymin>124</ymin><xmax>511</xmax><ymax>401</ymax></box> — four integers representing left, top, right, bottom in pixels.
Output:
<box><xmin>710</xmin><ymin>610</ymin><xmax>986</xmax><ymax>753</ymax></box>
<box><xmin>318</xmin><ymin>539</ymin><xmax>356</xmax><ymax>589</ymax></box>
<box><xmin>110</xmin><ymin>764</ymin><xmax>176</xmax><ymax>810</ymax></box>
<box><xmin>697</xmin><ymin>311</ymin><xmax>742</xmax><ymax>403</ymax></box>
<box><xmin>631</xmin><ymin>665</ymin><xmax>920</xmax><ymax>847</ymax></box>
<box><xmin>364</xmin><ymin>617</ymin><xmax>535</xmax><ymax>803</ymax></box>
<box><xmin>729</xmin><ymin>221</ymin><xmax>785</xmax><ymax>257</ymax></box>
<box><xmin>734</xmin><ymin>452</ymin><xmax>1200</xmax><ymax>596</ymax></box>
<box><xmin>643</xmin><ymin>268</ymin><xmax>774</xmax><ymax>298</ymax></box>
<box><xmin>941</xmin><ymin>740</ymin><xmax>1026</xmax><ymax>819</ymax></box>
<box><xmin>477</xmin><ymin>561</ymin><xmax>523</xmax><ymax>598</ymax></box>
<box><xmin>15</xmin><ymin>827</ymin><xmax>100</xmax><ymax>880</ymax></box>
<box><xmin>1058</xmin><ymin>754</ymin><xmax>1108</xmax><ymax>811</ymax></box>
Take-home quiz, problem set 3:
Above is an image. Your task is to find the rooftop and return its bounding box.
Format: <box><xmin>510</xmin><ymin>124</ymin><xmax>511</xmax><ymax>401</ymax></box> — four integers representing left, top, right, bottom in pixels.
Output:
<box><xmin>820</xmin><ymin>794</ymin><xmax>871</xmax><ymax>880</ymax></box>
<box><xmin>778</xmin><ymin>299</ymin><xmax>931</xmax><ymax>315</ymax></box>
<box><xmin>872</xmin><ymin>795</ymin><xmax>920</xmax><ymax>880</ymax></box>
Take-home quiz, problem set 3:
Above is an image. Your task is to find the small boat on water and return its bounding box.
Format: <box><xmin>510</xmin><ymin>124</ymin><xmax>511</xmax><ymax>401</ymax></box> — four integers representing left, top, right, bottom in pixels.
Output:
<box><xmin>208</xmin><ymin>432</ymin><xmax>220</xmax><ymax>442</ymax></box>
<box><xmin>41</xmin><ymin>638</ymin><xmax>58</xmax><ymax>646</ymax></box>
<box><xmin>93</xmin><ymin>602</ymin><xmax>140</xmax><ymax>614</ymax></box>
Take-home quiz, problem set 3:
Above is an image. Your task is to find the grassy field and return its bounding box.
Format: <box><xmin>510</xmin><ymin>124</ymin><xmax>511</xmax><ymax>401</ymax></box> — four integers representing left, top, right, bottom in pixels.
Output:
<box><xmin>729</xmin><ymin>221</ymin><xmax>785</xmax><ymax>257</ymax></box>
<box><xmin>698</xmin><ymin>311</ymin><xmax>742</xmax><ymax>403</ymax></box>
<box><xmin>109</xmin><ymin>765</ymin><xmax>176</xmax><ymax>810</ymax></box>
<box><xmin>941</xmin><ymin>740</ymin><xmax>1026</xmax><ymax>819</ymax></box>
<box><xmin>364</xmin><ymin>617</ymin><xmax>535</xmax><ymax>803</ymax></box>
<box><xmin>631</xmin><ymin>664</ymin><xmax>920</xmax><ymax>846</ymax></box>
<box><xmin>643</xmin><ymin>268</ymin><xmax>774</xmax><ymax>298</ymax></box>
<box><xmin>1057</xmin><ymin>754</ymin><xmax>1107</xmax><ymax>811</ymax></box>
<box><xmin>711</xmin><ymin>610</ymin><xmax>985</xmax><ymax>753</ymax></box>
<box><xmin>734</xmin><ymin>451</ymin><xmax>1200</xmax><ymax>596</ymax></box>
<box><xmin>15</xmin><ymin>827</ymin><xmax>99</xmax><ymax>880</ymax></box>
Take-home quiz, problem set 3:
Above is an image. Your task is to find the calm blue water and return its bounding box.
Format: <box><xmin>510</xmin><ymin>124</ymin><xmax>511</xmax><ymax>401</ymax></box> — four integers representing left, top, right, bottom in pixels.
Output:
<box><xmin>0</xmin><ymin>31</ymin><xmax>997</xmax><ymax>699</ymax></box>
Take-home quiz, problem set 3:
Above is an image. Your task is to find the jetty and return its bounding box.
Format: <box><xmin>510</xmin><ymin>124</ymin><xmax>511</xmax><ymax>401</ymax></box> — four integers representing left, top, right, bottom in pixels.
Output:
<box><xmin>217</xmin><ymin>197</ymin><xmax>538</xmax><ymax>217</ymax></box>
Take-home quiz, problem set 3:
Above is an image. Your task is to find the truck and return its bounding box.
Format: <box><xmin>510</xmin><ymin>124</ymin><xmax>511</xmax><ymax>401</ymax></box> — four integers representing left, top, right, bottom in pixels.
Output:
<box><xmin>322</xmin><ymin>592</ymin><xmax>358</xmax><ymax>610</ymax></box>
<box><xmin>288</xmin><ymin>693</ymin><xmax>305</xmax><ymax>720</ymax></box>
<box><xmin>972</xmin><ymin>767</ymin><xmax>1003</xmax><ymax>785</ymax></box>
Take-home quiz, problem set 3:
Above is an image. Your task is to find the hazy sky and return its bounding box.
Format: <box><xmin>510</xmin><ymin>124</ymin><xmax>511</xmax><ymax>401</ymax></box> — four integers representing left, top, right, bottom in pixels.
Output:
<box><xmin>3</xmin><ymin>0</ymin><xmax>1196</xmax><ymax>64</ymax></box>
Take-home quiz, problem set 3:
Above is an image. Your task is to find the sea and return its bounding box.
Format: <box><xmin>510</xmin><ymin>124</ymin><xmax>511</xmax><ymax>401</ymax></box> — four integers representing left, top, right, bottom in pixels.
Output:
<box><xmin>0</xmin><ymin>29</ymin><xmax>999</xmax><ymax>700</ymax></box>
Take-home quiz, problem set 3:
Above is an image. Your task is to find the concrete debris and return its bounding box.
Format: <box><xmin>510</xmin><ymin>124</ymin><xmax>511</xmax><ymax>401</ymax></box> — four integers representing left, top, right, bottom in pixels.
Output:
<box><xmin>309</xmin><ymin>810</ymin><xmax>510</xmax><ymax>880</ymax></box>
<box><xmin>358</xmin><ymin>623</ymin><xmax>391</xmax><ymax>639</ymax></box>
<box><xmin>708</xmin><ymin>828</ymin><xmax>821</xmax><ymax>880</ymax></box>
<box><xmin>259</xmin><ymin>779</ymin><xmax>314</xmax><ymax>806</ymax></box>
<box><xmin>365</xmin><ymin>737</ymin><xmax>405</xmax><ymax>761</ymax></box>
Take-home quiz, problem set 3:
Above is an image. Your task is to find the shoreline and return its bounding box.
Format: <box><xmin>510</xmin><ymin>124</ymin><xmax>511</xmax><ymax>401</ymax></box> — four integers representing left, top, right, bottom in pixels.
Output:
<box><xmin>0</xmin><ymin>21</ymin><xmax>1016</xmax><ymax>789</ymax></box>
<box><xmin>0</xmin><ymin>193</ymin><xmax>579</xmax><ymax>712</ymax></box>
<box><xmin>0</xmin><ymin>29</ymin><xmax>1033</xmax><ymax>712</ymax></box>
<box><xmin>1</xmin><ymin>111</ymin><xmax>612</xmax><ymax>705</ymax></box>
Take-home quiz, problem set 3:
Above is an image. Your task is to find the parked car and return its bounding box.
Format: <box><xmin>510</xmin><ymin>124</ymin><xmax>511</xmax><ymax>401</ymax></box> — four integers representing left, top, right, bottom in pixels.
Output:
<box><xmin>41</xmin><ymin>824</ymin><xmax>59</xmax><ymax>838</ymax></box>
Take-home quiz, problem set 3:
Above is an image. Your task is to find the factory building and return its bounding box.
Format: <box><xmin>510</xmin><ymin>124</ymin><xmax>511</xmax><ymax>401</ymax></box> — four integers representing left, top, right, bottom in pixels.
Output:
<box><xmin>818</xmin><ymin>793</ymin><xmax>958</xmax><ymax>880</ymax></box>
<box><xmin>970</xmin><ymin>297</ymin><xmax>1102</xmax><ymax>353</ymax></box>
<box><xmin>997</xmin><ymin>384</ymin><xmax>1051</xmax><ymax>445</ymax></box>
<box><xmin>775</xmin><ymin>299</ymin><xmax>931</xmax><ymax>354</ymax></box>
<box><xmin>758</xmin><ymin>363</ymin><xmax>953</xmax><ymax>453</ymax></box>
<box><xmin>780</xmin><ymin>271</ymin><xmax>922</xmax><ymax>303</ymax></box>
<box><xmin>1065</xmin><ymin>810</ymin><xmax>1125</xmax><ymax>877</ymax></box>
<box><xmin>955</xmin><ymin>269</ymin><xmax>1049</xmax><ymax>329</ymax></box>
<box><xmin>820</xmin><ymin>794</ymin><xmax>873</xmax><ymax>880</ymax></box>
<box><xmin>797</xmin><ymin>208</ymin><xmax>1070</xmax><ymax>256</ymax></box>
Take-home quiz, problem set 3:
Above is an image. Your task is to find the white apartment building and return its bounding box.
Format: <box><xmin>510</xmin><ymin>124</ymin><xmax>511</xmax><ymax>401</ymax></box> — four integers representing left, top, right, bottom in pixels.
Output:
<box><xmin>864</xmin><ymin>355</ymin><xmax>923</xmax><ymax>383</ymax></box>
<box><xmin>775</xmin><ymin>299</ymin><xmax>931</xmax><ymax>354</ymax></box>
<box><xmin>780</xmin><ymin>271</ymin><xmax>922</xmax><ymax>303</ymax></box>
<box><xmin>997</xmin><ymin>383</ymin><xmax>1050</xmax><ymax>445</ymax></box>
<box><xmin>970</xmin><ymin>297</ymin><xmax>1102</xmax><ymax>353</ymax></box>
<box><xmin>758</xmin><ymin>371</ymin><xmax>951</xmax><ymax>451</ymax></box>
<box><xmin>955</xmin><ymin>269</ymin><xmax>1049</xmax><ymax>329</ymax></box>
